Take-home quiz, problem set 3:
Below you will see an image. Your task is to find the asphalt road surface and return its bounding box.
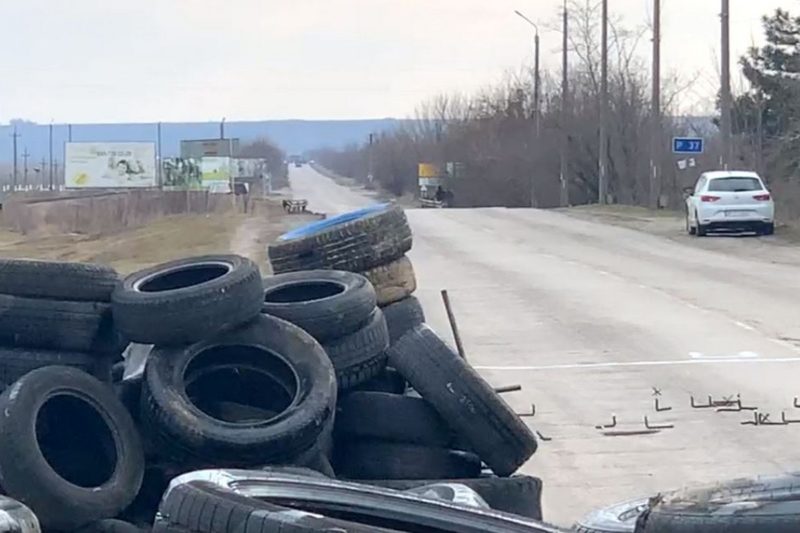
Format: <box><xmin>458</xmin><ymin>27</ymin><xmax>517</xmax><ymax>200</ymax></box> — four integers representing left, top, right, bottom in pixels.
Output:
<box><xmin>291</xmin><ymin>164</ymin><xmax>800</xmax><ymax>526</ymax></box>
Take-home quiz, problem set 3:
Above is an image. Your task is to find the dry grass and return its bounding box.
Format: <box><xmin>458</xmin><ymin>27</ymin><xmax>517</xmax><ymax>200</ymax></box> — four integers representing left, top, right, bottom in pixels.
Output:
<box><xmin>0</xmin><ymin>208</ymin><xmax>321</xmax><ymax>275</ymax></box>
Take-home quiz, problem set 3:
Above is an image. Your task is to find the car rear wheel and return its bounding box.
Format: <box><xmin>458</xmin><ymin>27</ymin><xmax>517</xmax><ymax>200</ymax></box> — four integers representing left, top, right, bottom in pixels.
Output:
<box><xmin>695</xmin><ymin>213</ymin><xmax>707</xmax><ymax>237</ymax></box>
<box><xmin>763</xmin><ymin>222</ymin><xmax>775</xmax><ymax>236</ymax></box>
<box><xmin>686</xmin><ymin>213</ymin><xmax>696</xmax><ymax>235</ymax></box>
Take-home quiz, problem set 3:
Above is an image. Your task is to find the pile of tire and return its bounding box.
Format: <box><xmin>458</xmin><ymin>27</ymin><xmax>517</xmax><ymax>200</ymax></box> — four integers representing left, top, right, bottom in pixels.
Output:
<box><xmin>266</xmin><ymin>203</ymin><xmax>543</xmax><ymax>520</ymax></box>
<box><xmin>0</xmin><ymin>253</ymin><xmax>343</xmax><ymax>532</ymax></box>
<box><xmin>268</xmin><ymin>203</ymin><xmax>425</xmax><ymax>390</ymax></box>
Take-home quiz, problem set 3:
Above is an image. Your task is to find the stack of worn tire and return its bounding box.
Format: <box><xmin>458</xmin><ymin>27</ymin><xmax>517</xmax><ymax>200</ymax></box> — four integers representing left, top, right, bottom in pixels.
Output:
<box><xmin>266</xmin><ymin>203</ymin><xmax>543</xmax><ymax>520</ymax></box>
<box><xmin>267</xmin><ymin>203</ymin><xmax>425</xmax><ymax>387</ymax></box>
<box><xmin>0</xmin><ymin>253</ymin><xmax>345</xmax><ymax>532</ymax></box>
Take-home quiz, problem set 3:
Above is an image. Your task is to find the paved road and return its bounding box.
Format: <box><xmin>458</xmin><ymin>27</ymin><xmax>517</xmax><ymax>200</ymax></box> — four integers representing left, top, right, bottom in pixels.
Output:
<box><xmin>291</xmin><ymin>165</ymin><xmax>800</xmax><ymax>526</ymax></box>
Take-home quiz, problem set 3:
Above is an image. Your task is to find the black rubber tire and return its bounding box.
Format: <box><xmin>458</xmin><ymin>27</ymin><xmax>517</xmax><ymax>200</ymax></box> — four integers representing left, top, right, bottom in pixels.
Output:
<box><xmin>333</xmin><ymin>441</ymin><xmax>481</xmax><ymax>480</ymax></box>
<box><xmin>351</xmin><ymin>367</ymin><xmax>407</xmax><ymax>394</ymax></box>
<box><xmin>268</xmin><ymin>205</ymin><xmax>413</xmax><ymax>273</ymax></box>
<box><xmin>322</xmin><ymin>309</ymin><xmax>389</xmax><ymax>390</ymax></box>
<box><xmin>0</xmin><ymin>366</ymin><xmax>144</xmax><ymax>531</ymax></box>
<box><xmin>696</xmin><ymin>214</ymin><xmax>707</xmax><ymax>237</ymax></box>
<box><xmin>336</xmin><ymin>391</ymin><xmax>452</xmax><ymax>446</ymax></box>
<box><xmin>156</xmin><ymin>481</ymin><xmax>393</xmax><ymax>533</ymax></box>
<box><xmin>0</xmin><ymin>259</ymin><xmax>119</xmax><ymax>302</ymax></box>
<box><xmin>112</xmin><ymin>255</ymin><xmax>263</xmax><ymax>345</ymax></box>
<box><xmin>361</xmin><ymin>255</ymin><xmax>417</xmax><ymax>306</ymax></box>
<box><xmin>140</xmin><ymin>314</ymin><xmax>337</xmax><ymax>467</ymax></box>
<box><xmin>0</xmin><ymin>294</ymin><xmax>116</xmax><ymax>352</ymax></box>
<box><xmin>77</xmin><ymin>519</ymin><xmax>144</xmax><ymax>533</ymax></box>
<box><xmin>0</xmin><ymin>346</ymin><xmax>113</xmax><ymax>388</ymax></box>
<box><xmin>381</xmin><ymin>296</ymin><xmax>426</xmax><ymax>344</ymax></box>
<box><xmin>764</xmin><ymin>222</ymin><xmax>775</xmax><ymax>236</ymax></box>
<box><xmin>368</xmin><ymin>475</ymin><xmax>544</xmax><ymax>520</ymax></box>
<box><xmin>635</xmin><ymin>472</ymin><xmax>800</xmax><ymax>533</ymax></box>
<box><xmin>388</xmin><ymin>324</ymin><xmax>537</xmax><ymax>477</ymax></box>
<box><xmin>261</xmin><ymin>270</ymin><xmax>376</xmax><ymax>341</ymax></box>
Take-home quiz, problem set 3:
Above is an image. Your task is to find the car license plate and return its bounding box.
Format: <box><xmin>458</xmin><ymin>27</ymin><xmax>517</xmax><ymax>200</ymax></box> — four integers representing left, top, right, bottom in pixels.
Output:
<box><xmin>725</xmin><ymin>210</ymin><xmax>750</xmax><ymax>217</ymax></box>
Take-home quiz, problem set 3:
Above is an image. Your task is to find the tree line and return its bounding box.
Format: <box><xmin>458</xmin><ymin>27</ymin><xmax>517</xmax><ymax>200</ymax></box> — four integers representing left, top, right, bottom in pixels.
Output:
<box><xmin>311</xmin><ymin>4</ymin><xmax>800</xmax><ymax>216</ymax></box>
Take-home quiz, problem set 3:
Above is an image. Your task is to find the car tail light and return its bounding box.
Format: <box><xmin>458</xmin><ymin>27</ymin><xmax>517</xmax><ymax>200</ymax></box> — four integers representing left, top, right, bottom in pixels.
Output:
<box><xmin>700</xmin><ymin>195</ymin><xmax>721</xmax><ymax>202</ymax></box>
<box><xmin>753</xmin><ymin>193</ymin><xmax>771</xmax><ymax>201</ymax></box>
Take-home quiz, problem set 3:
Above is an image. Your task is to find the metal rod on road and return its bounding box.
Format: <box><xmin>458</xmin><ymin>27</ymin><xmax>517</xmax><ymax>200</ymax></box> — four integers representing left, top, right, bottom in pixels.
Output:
<box><xmin>441</xmin><ymin>289</ymin><xmax>467</xmax><ymax>360</ymax></box>
<box><xmin>495</xmin><ymin>384</ymin><xmax>523</xmax><ymax>394</ymax></box>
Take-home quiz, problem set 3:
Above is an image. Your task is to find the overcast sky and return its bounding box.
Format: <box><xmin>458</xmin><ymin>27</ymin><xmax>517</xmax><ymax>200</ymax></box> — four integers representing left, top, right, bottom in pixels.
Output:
<box><xmin>0</xmin><ymin>0</ymin><xmax>791</xmax><ymax>123</ymax></box>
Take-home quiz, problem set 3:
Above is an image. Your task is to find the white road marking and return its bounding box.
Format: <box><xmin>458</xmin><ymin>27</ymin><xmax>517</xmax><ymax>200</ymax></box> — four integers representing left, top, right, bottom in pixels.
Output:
<box><xmin>735</xmin><ymin>321</ymin><xmax>756</xmax><ymax>331</ymax></box>
<box><xmin>474</xmin><ymin>356</ymin><xmax>800</xmax><ymax>371</ymax></box>
<box><xmin>689</xmin><ymin>351</ymin><xmax>759</xmax><ymax>359</ymax></box>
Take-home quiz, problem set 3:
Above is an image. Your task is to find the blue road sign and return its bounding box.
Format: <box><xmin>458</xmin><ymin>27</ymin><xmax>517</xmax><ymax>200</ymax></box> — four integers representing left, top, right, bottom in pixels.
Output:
<box><xmin>672</xmin><ymin>137</ymin><xmax>704</xmax><ymax>154</ymax></box>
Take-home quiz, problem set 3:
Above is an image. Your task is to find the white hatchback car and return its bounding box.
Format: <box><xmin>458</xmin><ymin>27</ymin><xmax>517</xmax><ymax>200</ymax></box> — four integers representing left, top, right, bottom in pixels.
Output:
<box><xmin>685</xmin><ymin>170</ymin><xmax>775</xmax><ymax>236</ymax></box>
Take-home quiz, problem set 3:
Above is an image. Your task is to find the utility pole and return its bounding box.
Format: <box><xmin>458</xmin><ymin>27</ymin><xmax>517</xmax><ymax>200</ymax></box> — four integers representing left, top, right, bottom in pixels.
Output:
<box><xmin>220</xmin><ymin>117</ymin><xmax>225</xmax><ymax>140</ymax></box>
<box><xmin>10</xmin><ymin>127</ymin><xmax>20</xmax><ymax>188</ymax></box>
<box><xmin>650</xmin><ymin>0</ymin><xmax>661</xmax><ymax>209</ymax></box>
<box><xmin>560</xmin><ymin>0</ymin><xmax>570</xmax><ymax>207</ymax></box>
<box><xmin>48</xmin><ymin>122</ymin><xmax>54</xmax><ymax>191</ymax></box>
<box><xmin>720</xmin><ymin>0</ymin><xmax>732</xmax><ymax>169</ymax></box>
<box><xmin>367</xmin><ymin>133</ymin><xmax>374</xmax><ymax>184</ymax></box>
<box><xmin>38</xmin><ymin>157</ymin><xmax>46</xmax><ymax>188</ymax></box>
<box><xmin>53</xmin><ymin>159</ymin><xmax>59</xmax><ymax>189</ymax></box>
<box><xmin>21</xmin><ymin>147</ymin><xmax>30</xmax><ymax>186</ymax></box>
<box><xmin>157</xmin><ymin>122</ymin><xmax>163</xmax><ymax>187</ymax></box>
<box><xmin>68</xmin><ymin>124</ymin><xmax>73</xmax><ymax>142</ymax></box>
<box><xmin>598</xmin><ymin>0</ymin><xmax>609</xmax><ymax>205</ymax></box>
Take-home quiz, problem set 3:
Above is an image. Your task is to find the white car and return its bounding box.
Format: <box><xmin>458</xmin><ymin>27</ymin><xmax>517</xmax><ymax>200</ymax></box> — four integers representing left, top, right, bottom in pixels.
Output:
<box><xmin>685</xmin><ymin>170</ymin><xmax>775</xmax><ymax>236</ymax></box>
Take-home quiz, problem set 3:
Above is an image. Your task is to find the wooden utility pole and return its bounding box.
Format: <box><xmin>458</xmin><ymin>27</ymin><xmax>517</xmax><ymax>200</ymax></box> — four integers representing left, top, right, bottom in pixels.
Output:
<box><xmin>53</xmin><ymin>159</ymin><xmax>59</xmax><ymax>188</ymax></box>
<box><xmin>21</xmin><ymin>147</ymin><xmax>30</xmax><ymax>186</ymax></box>
<box><xmin>10</xmin><ymin>127</ymin><xmax>20</xmax><ymax>188</ymax></box>
<box><xmin>560</xmin><ymin>0</ymin><xmax>570</xmax><ymax>207</ymax></box>
<box><xmin>598</xmin><ymin>0</ymin><xmax>609</xmax><ymax>204</ymax></box>
<box><xmin>720</xmin><ymin>0</ymin><xmax>732</xmax><ymax>169</ymax></box>
<box><xmin>157</xmin><ymin>122</ymin><xmax>163</xmax><ymax>187</ymax></box>
<box><xmin>48</xmin><ymin>123</ymin><xmax>54</xmax><ymax>190</ymax></box>
<box><xmin>650</xmin><ymin>0</ymin><xmax>661</xmax><ymax>208</ymax></box>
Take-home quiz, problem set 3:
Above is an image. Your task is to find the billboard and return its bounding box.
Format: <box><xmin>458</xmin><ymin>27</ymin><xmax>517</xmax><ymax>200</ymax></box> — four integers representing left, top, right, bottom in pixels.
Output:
<box><xmin>65</xmin><ymin>142</ymin><xmax>156</xmax><ymax>188</ymax></box>
<box><xmin>200</xmin><ymin>157</ymin><xmax>232</xmax><ymax>187</ymax></box>
<box><xmin>181</xmin><ymin>139</ymin><xmax>240</xmax><ymax>159</ymax></box>
<box><xmin>162</xmin><ymin>158</ymin><xmax>202</xmax><ymax>190</ymax></box>
<box><xmin>418</xmin><ymin>163</ymin><xmax>441</xmax><ymax>178</ymax></box>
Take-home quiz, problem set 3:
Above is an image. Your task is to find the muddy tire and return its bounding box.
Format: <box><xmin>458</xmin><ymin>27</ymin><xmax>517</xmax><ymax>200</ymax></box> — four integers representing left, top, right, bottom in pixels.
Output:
<box><xmin>336</xmin><ymin>391</ymin><xmax>452</xmax><ymax>446</ymax></box>
<box><xmin>268</xmin><ymin>204</ymin><xmax>412</xmax><ymax>273</ymax></box>
<box><xmin>369</xmin><ymin>475</ymin><xmax>544</xmax><ymax>520</ymax></box>
<box><xmin>333</xmin><ymin>441</ymin><xmax>481</xmax><ymax>480</ymax></box>
<box><xmin>261</xmin><ymin>270</ymin><xmax>375</xmax><ymax>341</ymax></box>
<box><xmin>0</xmin><ymin>346</ymin><xmax>113</xmax><ymax>389</ymax></box>
<box><xmin>322</xmin><ymin>309</ymin><xmax>389</xmax><ymax>389</ymax></box>
<box><xmin>112</xmin><ymin>255</ymin><xmax>263</xmax><ymax>345</ymax></box>
<box><xmin>388</xmin><ymin>324</ymin><xmax>537</xmax><ymax>476</ymax></box>
<box><xmin>361</xmin><ymin>256</ymin><xmax>416</xmax><ymax>306</ymax></box>
<box><xmin>0</xmin><ymin>366</ymin><xmax>144</xmax><ymax>531</ymax></box>
<box><xmin>156</xmin><ymin>481</ymin><xmax>391</xmax><ymax>533</ymax></box>
<box><xmin>636</xmin><ymin>472</ymin><xmax>800</xmax><ymax>533</ymax></box>
<box><xmin>0</xmin><ymin>295</ymin><xmax>116</xmax><ymax>352</ymax></box>
<box><xmin>140</xmin><ymin>315</ymin><xmax>336</xmax><ymax>467</ymax></box>
<box><xmin>0</xmin><ymin>259</ymin><xmax>119</xmax><ymax>301</ymax></box>
<box><xmin>382</xmin><ymin>296</ymin><xmax>425</xmax><ymax>343</ymax></box>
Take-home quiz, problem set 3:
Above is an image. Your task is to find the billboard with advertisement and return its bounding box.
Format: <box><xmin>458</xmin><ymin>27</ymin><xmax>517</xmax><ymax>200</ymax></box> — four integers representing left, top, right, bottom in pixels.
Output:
<box><xmin>200</xmin><ymin>157</ymin><xmax>231</xmax><ymax>187</ymax></box>
<box><xmin>65</xmin><ymin>142</ymin><xmax>157</xmax><ymax>188</ymax></box>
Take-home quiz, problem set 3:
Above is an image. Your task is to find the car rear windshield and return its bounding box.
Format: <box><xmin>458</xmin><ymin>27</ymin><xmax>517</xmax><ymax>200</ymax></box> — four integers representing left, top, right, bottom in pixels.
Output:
<box><xmin>707</xmin><ymin>177</ymin><xmax>763</xmax><ymax>192</ymax></box>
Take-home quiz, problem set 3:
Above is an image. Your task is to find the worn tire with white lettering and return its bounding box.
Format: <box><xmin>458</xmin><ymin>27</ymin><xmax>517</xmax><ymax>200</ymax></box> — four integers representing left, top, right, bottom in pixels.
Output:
<box><xmin>388</xmin><ymin>324</ymin><xmax>537</xmax><ymax>476</ymax></box>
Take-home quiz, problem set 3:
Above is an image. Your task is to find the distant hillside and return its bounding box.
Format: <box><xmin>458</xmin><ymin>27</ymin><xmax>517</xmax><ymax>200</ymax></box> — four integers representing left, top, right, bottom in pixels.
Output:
<box><xmin>0</xmin><ymin>118</ymin><xmax>406</xmax><ymax>167</ymax></box>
